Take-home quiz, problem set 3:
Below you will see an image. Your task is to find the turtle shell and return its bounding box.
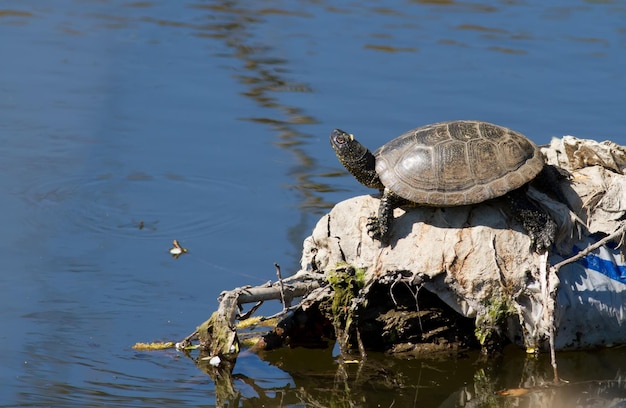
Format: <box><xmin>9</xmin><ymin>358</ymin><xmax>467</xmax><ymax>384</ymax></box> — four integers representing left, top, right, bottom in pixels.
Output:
<box><xmin>374</xmin><ymin>120</ymin><xmax>544</xmax><ymax>206</ymax></box>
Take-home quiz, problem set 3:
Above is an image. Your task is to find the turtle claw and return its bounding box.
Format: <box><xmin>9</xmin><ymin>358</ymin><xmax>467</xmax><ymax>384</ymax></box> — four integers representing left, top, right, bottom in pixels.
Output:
<box><xmin>367</xmin><ymin>215</ymin><xmax>391</xmax><ymax>244</ymax></box>
<box><xmin>366</xmin><ymin>216</ymin><xmax>382</xmax><ymax>240</ymax></box>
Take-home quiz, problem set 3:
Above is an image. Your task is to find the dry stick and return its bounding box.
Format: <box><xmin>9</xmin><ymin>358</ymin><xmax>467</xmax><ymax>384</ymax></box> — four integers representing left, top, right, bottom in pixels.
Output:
<box><xmin>549</xmin><ymin>330</ymin><xmax>559</xmax><ymax>383</ymax></box>
<box><xmin>177</xmin><ymin>329</ymin><xmax>199</xmax><ymax>349</ymax></box>
<box><xmin>356</xmin><ymin>328</ymin><xmax>366</xmax><ymax>360</ymax></box>
<box><xmin>551</xmin><ymin>222</ymin><xmax>626</xmax><ymax>272</ymax></box>
<box><xmin>237</xmin><ymin>301</ymin><xmax>263</xmax><ymax>320</ymax></box>
<box><xmin>237</xmin><ymin>282</ymin><xmax>317</xmax><ymax>304</ymax></box>
<box><xmin>261</xmin><ymin>303</ymin><xmax>305</xmax><ymax>321</ymax></box>
<box><xmin>235</xmin><ymin>274</ymin><xmax>322</xmax><ymax>320</ymax></box>
<box><xmin>175</xmin><ymin>272</ymin><xmax>322</xmax><ymax>351</ymax></box>
<box><xmin>274</xmin><ymin>263</ymin><xmax>287</xmax><ymax>310</ymax></box>
<box><xmin>389</xmin><ymin>274</ymin><xmax>425</xmax><ymax>333</ymax></box>
<box><xmin>538</xmin><ymin>251</ymin><xmax>559</xmax><ymax>384</ymax></box>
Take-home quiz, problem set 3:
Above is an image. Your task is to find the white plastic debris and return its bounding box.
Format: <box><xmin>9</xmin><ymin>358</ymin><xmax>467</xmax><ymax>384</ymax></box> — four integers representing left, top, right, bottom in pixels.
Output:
<box><xmin>554</xmin><ymin>237</ymin><xmax>626</xmax><ymax>350</ymax></box>
<box><xmin>209</xmin><ymin>355</ymin><xmax>221</xmax><ymax>367</ymax></box>
<box><xmin>542</xmin><ymin>136</ymin><xmax>626</xmax><ymax>174</ymax></box>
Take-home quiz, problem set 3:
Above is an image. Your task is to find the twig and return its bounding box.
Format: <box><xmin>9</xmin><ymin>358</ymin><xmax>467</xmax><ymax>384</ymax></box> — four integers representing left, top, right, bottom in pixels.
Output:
<box><xmin>551</xmin><ymin>222</ymin><xmax>626</xmax><ymax>272</ymax></box>
<box><xmin>274</xmin><ymin>263</ymin><xmax>287</xmax><ymax>310</ymax></box>
<box><xmin>389</xmin><ymin>274</ymin><xmax>402</xmax><ymax>308</ymax></box>
<box><xmin>403</xmin><ymin>279</ymin><xmax>424</xmax><ymax>334</ymax></box>
<box><xmin>177</xmin><ymin>329</ymin><xmax>199</xmax><ymax>349</ymax></box>
<box><xmin>550</xmin><ymin>328</ymin><xmax>559</xmax><ymax>383</ymax></box>
<box><xmin>237</xmin><ymin>301</ymin><xmax>263</xmax><ymax>320</ymax></box>
<box><xmin>544</xmin><ymin>251</ymin><xmax>559</xmax><ymax>383</ymax></box>
<box><xmin>356</xmin><ymin>327</ymin><xmax>366</xmax><ymax>360</ymax></box>
<box><xmin>260</xmin><ymin>302</ymin><xmax>305</xmax><ymax>321</ymax></box>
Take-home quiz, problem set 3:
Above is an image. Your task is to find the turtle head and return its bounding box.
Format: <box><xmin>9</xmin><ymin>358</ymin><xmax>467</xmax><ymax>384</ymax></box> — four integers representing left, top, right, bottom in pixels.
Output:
<box><xmin>330</xmin><ymin>129</ymin><xmax>363</xmax><ymax>161</ymax></box>
<box><xmin>330</xmin><ymin>129</ymin><xmax>383</xmax><ymax>190</ymax></box>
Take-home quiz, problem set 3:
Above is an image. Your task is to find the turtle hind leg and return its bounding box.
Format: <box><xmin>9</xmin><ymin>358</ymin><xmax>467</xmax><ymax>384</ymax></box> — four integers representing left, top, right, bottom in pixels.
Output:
<box><xmin>367</xmin><ymin>188</ymin><xmax>405</xmax><ymax>245</ymax></box>
<box><xmin>532</xmin><ymin>164</ymin><xmax>570</xmax><ymax>205</ymax></box>
<box><xmin>506</xmin><ymin>187</ymin><xmax>557</xmax><ymax>252</ymax></box>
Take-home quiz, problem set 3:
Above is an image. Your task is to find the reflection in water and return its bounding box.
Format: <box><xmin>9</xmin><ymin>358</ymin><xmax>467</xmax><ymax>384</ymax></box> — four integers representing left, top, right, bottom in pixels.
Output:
<box><xmin>122</xmin><ymin>1</ymin><xmax>342</xmax><ymax>261</ymax></box>
<box><xmin>194</xmin><ymin>345</ymin><xmax>626</xmax><ymax>407</ymax></box>
<box><xmin>185</xmin><ymin>3</ymin><xmax>345</xmax><ymax>260</ymax></box>
<box><xmin>184</xmin><ymin>3</ymin><xmax>335</xmax><ymax>215</ymax></box>
<box><xmin>0</xmin><ymin>9</ymin><xmax>34</xmax><ymax>18</ymax></box>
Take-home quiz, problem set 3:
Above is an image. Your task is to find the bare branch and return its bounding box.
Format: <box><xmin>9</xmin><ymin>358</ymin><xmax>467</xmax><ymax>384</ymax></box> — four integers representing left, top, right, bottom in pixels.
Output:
<box><xmin>237</xmin><ymin>301</ymin><xmax>263</xmax><ymax>320</ymax></box>
<box><xmin>274</xmin><ymin>263</ymin><xmax>287</xmax><ymax>309</ymax></box>
<box><xmin>552</xmin><ymin>222</ymin><xmax>626</xmax><ymax>272</ymax></box>
<box><xmin>237</xmin><ymin>279</ymin><xmax>320</xmax><ymax>305</ymax></box>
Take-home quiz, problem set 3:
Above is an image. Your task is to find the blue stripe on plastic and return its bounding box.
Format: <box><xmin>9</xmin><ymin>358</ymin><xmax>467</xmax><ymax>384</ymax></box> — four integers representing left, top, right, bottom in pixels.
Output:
<box><xmin>573</xmin><ymin>247</ymin><xmax>626</xmax><ymax>284</ymax></box>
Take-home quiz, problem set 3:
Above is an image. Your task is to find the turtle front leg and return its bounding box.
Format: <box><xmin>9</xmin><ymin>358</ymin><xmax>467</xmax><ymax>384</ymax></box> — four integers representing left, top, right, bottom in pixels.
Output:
<box><xmin>367</xmin><ymin>188</ymin><xmax>401</xmax><ymax>244</ymax></box>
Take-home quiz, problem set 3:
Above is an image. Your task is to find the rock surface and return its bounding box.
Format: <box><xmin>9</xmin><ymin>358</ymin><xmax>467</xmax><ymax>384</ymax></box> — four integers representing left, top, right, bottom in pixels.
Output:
<box><xmin>301</xmin><ymin>193</ymin><xmax>557</xmax><ymax>350</ymax></box>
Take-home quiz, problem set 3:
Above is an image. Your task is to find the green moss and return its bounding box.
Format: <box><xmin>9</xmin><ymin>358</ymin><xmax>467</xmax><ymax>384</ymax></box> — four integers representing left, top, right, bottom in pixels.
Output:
<box><xmin>474</xmin><ymin>293</ymin><xmax>516</xmax><ymax>347</ymax></box>
<box><xmin>197</xmin><ymin>311</ymin><xmax>239</xmax><ymax>356</ymax></box>
<box><xmin>327</xmin><ymin>264</ymin><xmax>367</xmax><ymax>345</ymax></box>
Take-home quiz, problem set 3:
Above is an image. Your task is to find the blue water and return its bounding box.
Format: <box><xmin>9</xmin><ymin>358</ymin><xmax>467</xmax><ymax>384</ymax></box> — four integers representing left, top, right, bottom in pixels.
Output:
<box><xmin>0</xmin><ymin>0</ymin><xmax>625</xmax><ymax>406</ymax></box>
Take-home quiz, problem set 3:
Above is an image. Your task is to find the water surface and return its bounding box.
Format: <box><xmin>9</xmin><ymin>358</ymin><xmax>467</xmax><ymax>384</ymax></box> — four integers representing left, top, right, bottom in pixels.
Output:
<box><xmin>1</xmin><ymin>0</ymin><xmax>625</xmax><ymax>406</ymax></box>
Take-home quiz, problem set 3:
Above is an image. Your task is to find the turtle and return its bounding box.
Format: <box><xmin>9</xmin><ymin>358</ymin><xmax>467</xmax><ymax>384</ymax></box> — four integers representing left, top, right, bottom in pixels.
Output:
<box><xmin>330</xmin><ymin>120</ymin><xmax>557</xmax><ymax>250</ymax></box>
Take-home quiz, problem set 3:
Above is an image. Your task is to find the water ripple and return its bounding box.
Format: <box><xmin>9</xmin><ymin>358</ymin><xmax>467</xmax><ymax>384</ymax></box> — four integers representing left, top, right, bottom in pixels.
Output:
<box><xmin>20</xmin><ymin>172</ymin><xmax>246</xmax><ymax>239</ymax></box>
